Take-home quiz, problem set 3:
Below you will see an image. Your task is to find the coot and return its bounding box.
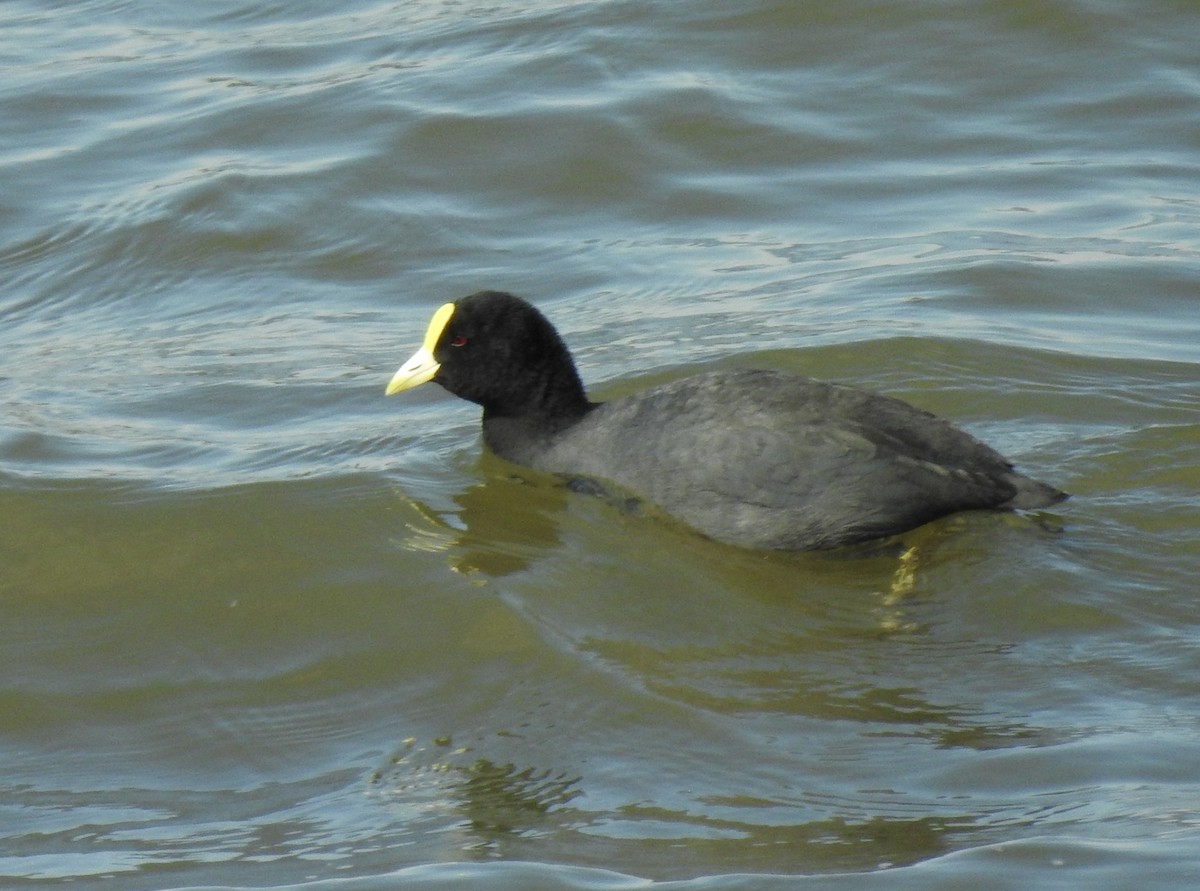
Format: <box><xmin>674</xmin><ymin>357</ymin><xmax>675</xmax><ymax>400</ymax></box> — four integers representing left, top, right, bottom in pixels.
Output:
<box><xmin>386</xmin><ymin>291</ymin><xmax>1067</xmax><ymax>550</ymax></box>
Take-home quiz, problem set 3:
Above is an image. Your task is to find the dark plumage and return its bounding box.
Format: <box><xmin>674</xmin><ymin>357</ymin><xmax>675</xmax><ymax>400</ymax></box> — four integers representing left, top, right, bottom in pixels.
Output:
<box><xmin>386</xmin><ymin>291</ymin><xmax>1067</xmax><ymax>550</ymax></box>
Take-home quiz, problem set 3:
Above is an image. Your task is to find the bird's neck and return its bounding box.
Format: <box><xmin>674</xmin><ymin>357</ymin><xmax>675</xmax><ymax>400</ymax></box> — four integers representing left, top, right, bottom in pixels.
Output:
<box><xmin>481</xmin><ymin>405</ymin><xmax>594</xmax><ymax>466</ymax></box>
<box><xmin>480</xmin><ymin>368</ymin><xmax>597</xmax><ymax>465</ymax></box>
<box><xmin>484</xmin><ymin>358</ymin><xmax>592</xmax><ymax>422</ymax></box>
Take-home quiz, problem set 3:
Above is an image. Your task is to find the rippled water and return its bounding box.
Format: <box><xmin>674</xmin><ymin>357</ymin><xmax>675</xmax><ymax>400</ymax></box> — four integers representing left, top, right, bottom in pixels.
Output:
<box><xmin>3</xmin><ymin>0</ymin><xmax>1199</xmax><ymax>888</ymax></box>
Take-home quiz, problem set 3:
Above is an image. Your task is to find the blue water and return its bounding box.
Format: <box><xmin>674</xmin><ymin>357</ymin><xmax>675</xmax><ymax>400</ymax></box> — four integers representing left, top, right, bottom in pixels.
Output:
<box><xmin>2</xmin><ymin>1</ymin><xmax>1199</xmax><ymax>888</ymax></box>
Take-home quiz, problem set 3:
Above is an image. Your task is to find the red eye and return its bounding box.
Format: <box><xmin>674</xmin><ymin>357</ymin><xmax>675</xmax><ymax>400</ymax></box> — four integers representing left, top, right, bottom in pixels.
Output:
<box><xmin>450</xmin><ymin>335</ymin><xmax>468</xmax><ymax>347</ymax></box>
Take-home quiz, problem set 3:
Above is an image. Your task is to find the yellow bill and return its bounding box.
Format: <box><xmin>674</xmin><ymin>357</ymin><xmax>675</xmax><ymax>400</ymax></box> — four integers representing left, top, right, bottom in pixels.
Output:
<box><xmin>385</xmin><ymin>302</ymin><xmax>455</xmax><ymax>395</ymax></box>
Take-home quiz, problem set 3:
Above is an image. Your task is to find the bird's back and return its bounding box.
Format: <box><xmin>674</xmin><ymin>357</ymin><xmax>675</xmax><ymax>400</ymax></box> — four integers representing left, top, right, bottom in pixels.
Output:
<box><xmin>530</xmin><ymin>369</ymin><xmax>1064</xmax><ymax>549</ymax></box>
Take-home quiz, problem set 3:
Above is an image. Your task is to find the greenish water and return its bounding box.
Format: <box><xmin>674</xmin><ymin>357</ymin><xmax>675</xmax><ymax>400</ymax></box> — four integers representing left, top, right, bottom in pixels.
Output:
<box><xmin>2</xmin><ymin>1</ymin><xmax>1199</xmax><ymax>888</ymax></box>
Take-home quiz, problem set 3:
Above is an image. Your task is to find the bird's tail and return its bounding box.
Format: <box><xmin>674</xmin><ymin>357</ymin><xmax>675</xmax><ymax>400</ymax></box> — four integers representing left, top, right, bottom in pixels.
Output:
<box><xmin>1002</xmin><ymin>473</ymin><xmax>1070</xmax><ymax>510</ymax></box>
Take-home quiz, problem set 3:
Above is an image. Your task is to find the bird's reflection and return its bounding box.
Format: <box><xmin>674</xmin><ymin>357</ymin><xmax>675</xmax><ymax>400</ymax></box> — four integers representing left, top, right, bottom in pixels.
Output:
<box><xmin>390</xmin><ymin>451</ymin><xmax>649</xmax><ymax>577</ymax></box>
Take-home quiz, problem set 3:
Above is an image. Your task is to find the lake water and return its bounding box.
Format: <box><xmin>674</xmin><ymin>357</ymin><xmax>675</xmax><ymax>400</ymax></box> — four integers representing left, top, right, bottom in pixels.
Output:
<box><xmin>2</xmin><ymin>1</ymin><xmax>1199</xmax><ymax>888</ymax></box>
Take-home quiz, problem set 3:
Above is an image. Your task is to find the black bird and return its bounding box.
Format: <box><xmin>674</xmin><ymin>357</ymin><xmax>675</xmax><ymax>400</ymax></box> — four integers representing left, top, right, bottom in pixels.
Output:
<box><xmin>386</xmin><ymin>291</ymin><xmax>1067</xmax><ymax>550</ymax></box>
